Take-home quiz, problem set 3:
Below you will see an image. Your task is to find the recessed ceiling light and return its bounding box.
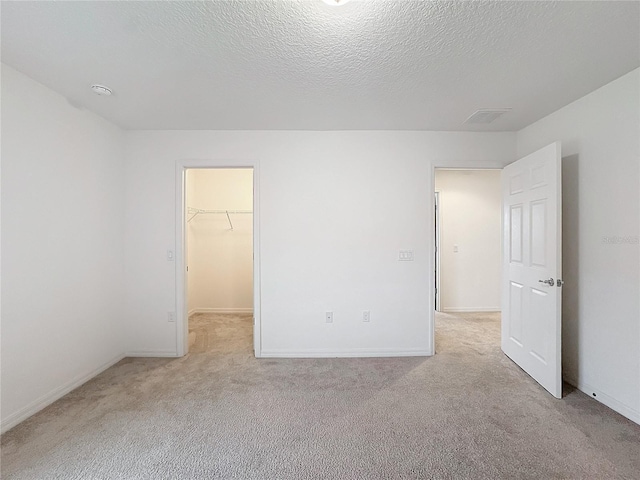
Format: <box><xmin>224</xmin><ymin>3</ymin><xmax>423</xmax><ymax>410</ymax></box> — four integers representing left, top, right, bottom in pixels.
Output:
<box><xmin>322</xmin><ymin>0</ymin><xmax>351</xmax><ymax>6</ymax></box>
<box><xmin>90</xmin><ymin>84</ymin><xmax>113</xmax><ymax>96</ymax></box>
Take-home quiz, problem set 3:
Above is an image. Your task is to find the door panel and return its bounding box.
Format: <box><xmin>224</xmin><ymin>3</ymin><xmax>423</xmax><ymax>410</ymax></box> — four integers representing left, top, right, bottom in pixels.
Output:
<box><xmin>530</xmin><ymin>200</ymin><xmax>547</xmax><ymax>267</ymax></box>
<box><xmin>502</xmin><ymin>142</ymin><xmax>562</xmax><ymax>398</ymax></box>
<box><xmin>510</xmin><ymin>205</ymin><xmax>523</xmax><ymax>263</ymax></box>
<box><xmin>509</xmin><ymin>282</ymin><xmax>524</xmax><ymax>345</ymax></box>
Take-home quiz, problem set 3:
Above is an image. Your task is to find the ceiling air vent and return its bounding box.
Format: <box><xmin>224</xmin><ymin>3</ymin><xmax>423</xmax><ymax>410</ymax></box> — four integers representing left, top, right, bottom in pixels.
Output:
<box><xmin>465</xmin><ymin>108</ymin><xmax>512</xmax><ymax>124</ymax></box>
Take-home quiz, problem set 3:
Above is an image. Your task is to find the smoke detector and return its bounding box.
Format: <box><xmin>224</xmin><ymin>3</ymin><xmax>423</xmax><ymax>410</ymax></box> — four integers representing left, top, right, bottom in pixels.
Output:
<box><xmin>90</xmin><ymin>84</ymin><xmax>113</xmax><ymax>96</ymax></box>
<box><xmin>465</xmin><ymin>108</ymin><xmax>512</xmax><ymax>124</ymax></box>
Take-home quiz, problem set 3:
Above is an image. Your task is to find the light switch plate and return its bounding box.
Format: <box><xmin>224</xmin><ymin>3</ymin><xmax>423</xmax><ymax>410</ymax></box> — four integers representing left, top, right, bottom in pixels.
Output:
<box><xmin>399</xmin><ymin>250</ymin><xmax>414</xmax><ymax>261</ymax></box>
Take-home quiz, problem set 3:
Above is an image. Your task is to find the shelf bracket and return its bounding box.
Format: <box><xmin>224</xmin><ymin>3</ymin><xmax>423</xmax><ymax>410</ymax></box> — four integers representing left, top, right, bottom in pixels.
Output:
<box><xmin>226</xmin><ymin>210</ymin><xmax>233</xmax><ymax>230</ymax></box>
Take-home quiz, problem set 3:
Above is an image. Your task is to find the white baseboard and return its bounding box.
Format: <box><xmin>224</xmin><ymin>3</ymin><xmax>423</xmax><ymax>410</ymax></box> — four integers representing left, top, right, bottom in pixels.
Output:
<box><xmin>1</xmin><ymin>352</ymin><xmax>126</xmax><ymax>434</ymax></box>
<box><xmin>564</xmin><ymin>375</ymin><xmax>640</xmax><ymax>425</ymax></box>
<box><xmin>260</xmin><ymin>348</ymin><xmax>433</xmax><ymax>358</ymax></box>
<box><xmin>189</xmin><ymin>308</ymin><xmax>253</xmax><ymax>316</ymax></box>
<box><xmin>125</xmin><ymin>350</ymin><xmax>181</xmax><ymax>358</ymax></box>
<box><xmin>441</xmin><ymin>307</ymin><xmax>501</xmax><ymax>313</ymax></box>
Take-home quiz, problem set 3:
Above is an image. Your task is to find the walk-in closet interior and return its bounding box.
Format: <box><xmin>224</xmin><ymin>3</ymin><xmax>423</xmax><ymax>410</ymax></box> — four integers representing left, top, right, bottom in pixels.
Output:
<box><xmin>186</xmin><ymin>168</ymin><xmax>254</xmax><ymax>352</ymax></box>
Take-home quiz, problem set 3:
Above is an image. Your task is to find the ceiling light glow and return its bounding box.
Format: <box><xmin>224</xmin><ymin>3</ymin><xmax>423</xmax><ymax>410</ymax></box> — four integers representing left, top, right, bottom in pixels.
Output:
<box><xmin>322</xmin><ymin>0</ymin><xmax>351</xmax><ymax>6</ymax></box>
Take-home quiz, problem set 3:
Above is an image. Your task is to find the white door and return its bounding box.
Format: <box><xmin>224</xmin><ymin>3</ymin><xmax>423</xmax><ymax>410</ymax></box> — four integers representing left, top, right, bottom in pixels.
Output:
<box><xmin>501</xmin><ymin>142</ymin><xmax>562</xmax><ymax>398</ymax></box>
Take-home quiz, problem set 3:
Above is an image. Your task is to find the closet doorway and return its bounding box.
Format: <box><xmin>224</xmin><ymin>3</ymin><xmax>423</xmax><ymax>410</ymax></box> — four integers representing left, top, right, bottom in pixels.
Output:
<box><xmin>176</xmin><ymin>162</ymin><xmax>260</xmax><ymax>358</ymax></box>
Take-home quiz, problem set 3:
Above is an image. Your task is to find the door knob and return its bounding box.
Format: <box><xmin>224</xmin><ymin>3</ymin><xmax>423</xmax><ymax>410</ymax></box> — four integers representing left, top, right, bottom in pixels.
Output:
<box><xmin>538</xmin><ymin>278</ymin><xmax>555</xmax><ymax>286</ymax></box>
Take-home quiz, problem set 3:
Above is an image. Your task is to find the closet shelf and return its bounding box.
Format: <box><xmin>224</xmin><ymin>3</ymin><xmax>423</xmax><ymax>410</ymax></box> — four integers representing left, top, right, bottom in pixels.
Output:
<box><xmin>187</xmin><ymin>207</ymin><xmax>253</xmax><ymax>230</ymax></box>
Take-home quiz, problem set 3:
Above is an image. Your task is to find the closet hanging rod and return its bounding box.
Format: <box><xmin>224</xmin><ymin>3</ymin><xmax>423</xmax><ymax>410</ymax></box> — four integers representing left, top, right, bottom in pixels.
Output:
<box><xmin>187</xmin><ymin>207</ymin><xmax>253</xmax><ymax>224</ymax></box>
<box><xmin>187</xmin><ymin>207</ymin><xmax>252</xmax><ymax>214</ymax></box>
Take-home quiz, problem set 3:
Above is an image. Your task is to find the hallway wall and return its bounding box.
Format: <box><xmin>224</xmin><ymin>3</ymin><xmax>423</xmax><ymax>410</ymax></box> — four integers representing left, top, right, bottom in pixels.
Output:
<box><xmin>435</xmin><ymin>170</ymin><xmax>502</xmax><ymax>312</ymax></box>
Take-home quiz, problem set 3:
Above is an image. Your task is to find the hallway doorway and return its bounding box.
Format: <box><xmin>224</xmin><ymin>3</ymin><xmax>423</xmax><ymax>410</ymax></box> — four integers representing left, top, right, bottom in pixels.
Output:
<box><xmin>433</xmin><ymin>169</ymin><xmax>502</xmax><ymax>352</ymax></box>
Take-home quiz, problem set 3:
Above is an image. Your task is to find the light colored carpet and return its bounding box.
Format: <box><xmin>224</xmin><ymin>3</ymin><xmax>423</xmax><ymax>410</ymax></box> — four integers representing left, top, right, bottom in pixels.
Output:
<box><xmin>2</xmin><ymin>311</ymin><xmax>639</xmax><ymax>479</ymax></box>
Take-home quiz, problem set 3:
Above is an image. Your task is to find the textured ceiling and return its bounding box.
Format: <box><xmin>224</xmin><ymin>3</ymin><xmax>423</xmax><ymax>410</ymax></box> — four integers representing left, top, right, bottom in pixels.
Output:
<box><xmin>1</xmin><ymin>1</ymin><xmax>638</xmax><ymax>131</ymax></box>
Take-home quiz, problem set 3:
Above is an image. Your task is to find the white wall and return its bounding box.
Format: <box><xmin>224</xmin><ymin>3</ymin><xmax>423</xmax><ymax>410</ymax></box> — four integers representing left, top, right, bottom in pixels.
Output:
<box><xmin>435</xmin><ymin>170</ymin><xmax>502</xmax><ymax>312</ymax></box>
<box><xmin>123</xmin><ymin>131</ymin><xmax>516</xmax><ymax>357</ymax></box>
<box><xmin>517</xmin><ymin>68</ymin><xmax>640</xmax><ymax>423</ymax></box>
<box><xmin>1</xmin><ymin>65</ymin><xmax>126</xmax><ymax>432</ymax></box>
<box><xmin>187</xmin><ymin>169</ymin><xmax>253</xmax><ymax>314</ymax></box>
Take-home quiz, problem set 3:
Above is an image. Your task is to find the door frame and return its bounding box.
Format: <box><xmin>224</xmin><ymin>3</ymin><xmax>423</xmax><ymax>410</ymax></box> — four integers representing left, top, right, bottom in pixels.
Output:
<box><xmin>175</xmin><ymin>159</ymin><xmax>261</xmax><ymax>357</ymax></box>
<box><xmin>429</xmin><ymin>165</ymin><xmax>504</xmax><ymax>354</ymax></box>
<box><xmin>434</xmin><ymin>191</ymin><xmax>441</xmax><ymax>312</ymax></box>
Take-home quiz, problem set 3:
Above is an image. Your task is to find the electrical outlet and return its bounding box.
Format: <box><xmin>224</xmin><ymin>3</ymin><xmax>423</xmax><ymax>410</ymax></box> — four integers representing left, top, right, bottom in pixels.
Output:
<box><xmin>325</xmin><ymin>312</ymin><xmax>333</xmax><ymax>323</ymax></box>
<box><xmin>168</xmin><ymin>312</ymin><xmax>176</xmax><ymax>323</ymax></box>
<box><xmin>363</xmin><ymin>311</ymin><xmax>370</xmax><ymax>322</ymax></box>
